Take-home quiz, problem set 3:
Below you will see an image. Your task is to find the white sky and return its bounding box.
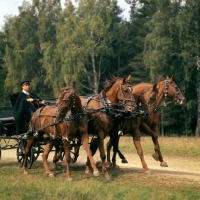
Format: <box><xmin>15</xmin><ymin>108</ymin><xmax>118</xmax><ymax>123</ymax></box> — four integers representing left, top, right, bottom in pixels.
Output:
<box><xmin>0</xmin><ymin>0</ymin><xmax>131</xmax><ymax>30</ymax></box>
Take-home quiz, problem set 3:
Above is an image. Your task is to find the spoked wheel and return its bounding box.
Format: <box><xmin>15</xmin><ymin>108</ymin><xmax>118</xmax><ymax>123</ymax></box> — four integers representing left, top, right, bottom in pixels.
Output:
<box><xmin>16</xmin><ymin>140</ymin><xmax>34</xmax><ymax>169</ymax></box>
<box><xmin>31</xmin><ymin>145</ymin><xmax>41</xmax><ymax>162</ymax></box>
<box><xmin>70</xmin><ymin>138</ymin><xmax>81</xmax><ymax>163</ymax></box>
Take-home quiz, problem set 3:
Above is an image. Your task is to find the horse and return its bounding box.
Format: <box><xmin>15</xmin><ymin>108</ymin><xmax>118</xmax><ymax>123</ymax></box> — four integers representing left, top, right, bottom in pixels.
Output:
<box><xmin>106</xmin><ymin>75</ymin><xmax>186</xmax><ymax>168</ymax></box>
<box><xmin>80</xmin><ymin>75</ymin><xmax>137</xmax><ymax>180</ymax></box>
<box><xmin>21</xmin><ymin>86</ymin><xmax>100</xmax><ymax>180</ymax></box>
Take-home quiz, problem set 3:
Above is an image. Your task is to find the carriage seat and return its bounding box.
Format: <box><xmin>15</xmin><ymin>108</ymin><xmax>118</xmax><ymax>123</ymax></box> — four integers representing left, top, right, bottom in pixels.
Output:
<box><xmin>0</xmin><ymin>106</ymin><xmax>15</xmax><ymax>122</ymax></box>
<box><xmin>0</xmin><ymin>107</ymin><xmax>15</xmax><ymax>136</ymax></box>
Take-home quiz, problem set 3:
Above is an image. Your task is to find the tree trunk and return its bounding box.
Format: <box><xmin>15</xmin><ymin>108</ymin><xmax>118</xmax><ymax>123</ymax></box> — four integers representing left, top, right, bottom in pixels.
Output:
<box><xmin>195</xmin><ymin>69</ymin><xmax>200</xmax><ymax>137</ymax></box>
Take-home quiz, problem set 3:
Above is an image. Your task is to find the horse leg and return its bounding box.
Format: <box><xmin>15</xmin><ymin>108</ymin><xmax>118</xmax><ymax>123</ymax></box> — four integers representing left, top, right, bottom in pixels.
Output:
<box><xmin>151</xmin><ymin>126</ymin><xmax>168</xmax><ymax>167</ymax></box>
<box><xmin>131</xmin><ymin>129</ymin><xmax>150</xmax><ymax>172</ymax></box>
<box><xmin>71</xmin><ymin>138</ymin><xmax>81</xmax><ymax>163</ymax></box>
<box><xmin>110</xmin><ymin>134</ymin><xmax>120</xmax><ymax>168</ymax></box>
<box><xmin>106</xmin><ymin>138</ymin><xmax>112</xmax><ymax>166</ymax></box>
<box><xmin>52</xmin><ymin>142</ymin><xmax>63</xmax><ymax>170</ymax></box>
<box><xmin>81</xmin><ymin>133</ymin><xmax>100</xmax><ymax>177</ymax></box>
<box><xmin>85</xmin><ymin>137</ymin><xmax>99</xmax><ymax>174</ymax></box>
<box><xmin>118</xmin><ymin>150</ymin><xmax>128</xmax><ymax>163</ymax></box>
<box><xmin>41</xmin><ymin>141</ymin><xmax>54</xmax><ymax>177</ymax></box>
<box><xmin>107</xmin><ymin>137</ymin><xmax>128</xmax><ymax>165</ymax></box>
<box><xmin>21</xmin><ymin>135</ymin><xmax>35</xmax><ymax>175</ymax></box>
<box><xmin>140</xmin><ymin>123</ymin><xmax>168</xmax><ymax>167</ymax></box>
<box><xmin>98</xmin><ymin>133</ymin><xmax>112</xmax><ymax>180</ymax></box>
<box><xmin>63</xmin><ymin>141</ymin><xmax>73</xmax><ymax>181</ymax></box>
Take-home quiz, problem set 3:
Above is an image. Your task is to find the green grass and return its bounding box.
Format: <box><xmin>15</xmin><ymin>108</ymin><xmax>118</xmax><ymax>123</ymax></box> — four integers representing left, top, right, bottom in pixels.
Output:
<box><xmin>118</xmin><ymin>136</ymin><xmax>200</xmax><ymax>157</ymax></box>
<box><xmin>0</xmin><ymin>162</ymin><xmax>199</xmax><ymax>200</ymax></box>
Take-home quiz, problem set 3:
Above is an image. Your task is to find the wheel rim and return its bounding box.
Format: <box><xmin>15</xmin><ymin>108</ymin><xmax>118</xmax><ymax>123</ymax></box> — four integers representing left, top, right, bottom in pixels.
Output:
<box><xmin>16</xmin><ymin>140</ymin><xmax>33</xmax><ymax>169</ymax></box>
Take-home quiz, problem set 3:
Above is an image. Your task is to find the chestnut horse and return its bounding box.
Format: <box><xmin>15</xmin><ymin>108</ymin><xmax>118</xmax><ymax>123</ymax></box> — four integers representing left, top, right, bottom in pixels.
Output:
<box><xmin>106</xmin><ymin>75</ymin><xmax>186</xmax><ymax>168</ymax></box>
<box><xmin>21</xmin><ymin>86</ymin><xmax>100</xmax><ymax>180</ymax></box>
<box><xmin>81</xmin><ymin>75</ymin><xmax>137</xmax><ymax>180</ymax></box>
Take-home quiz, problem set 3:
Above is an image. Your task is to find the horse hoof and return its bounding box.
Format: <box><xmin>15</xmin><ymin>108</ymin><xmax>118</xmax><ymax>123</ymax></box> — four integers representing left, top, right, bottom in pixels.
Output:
<box><xmin>93</xmin><ymin>171</ymin><xmax>100</xmax><ymax>177</ymax></box>
<box><xmin>106</xmin><ymin>162</ymin><xmax>112</xmax><ymax>167</ymax></box>
<box><xmin>145</xmin><ymin>169</ymin><xmax>152</xmax><ymax>174</ymax></box>
<box><xmin>105</xmin><ymin>175</ymin><xmax>112</xmax><ymax>180</ymax></box>
<box><xmin>121</xmin><ymin>159</ymin><xmax>128</xmax><ymax>163</ymax></box>
<box><xmin>24</xmin><ymin>171</ymin><xmax>28</xmax><ymax>175</ymax></box>
<box><xmin>71</xmin><ymin>157</ymin><xmax>78</xmax><ymax>163</ymax></box>
<box><xmin>67</xmin><ymin>178</ymin><xmax>73</xmax><ymax>182</ymax></box>
<box><xmin>160</xmin><ymin>162</ymin><xmax>168</xmax><ymax>167</ymax></box>
<box><xmin>113</xmin><ymin>164</ymin><xmax>120</xmax><ymax>169</ymax></box>
<box><xmin>152</xmin><ymin>154</ymin><xmax>159</xmax><ymax>161</ymax></box>
<box><xmin>85</xmin><ymin>170</ymin><xmax>91</xmax><ymax>174</ymax></box>
<box><xmin>48</xmin><ymin>173</ymin><xmax>55</xmax><ymax>177</ymax></box>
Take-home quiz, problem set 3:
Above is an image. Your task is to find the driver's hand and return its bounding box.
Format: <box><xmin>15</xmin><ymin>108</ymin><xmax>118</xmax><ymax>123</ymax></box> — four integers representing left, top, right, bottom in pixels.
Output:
<box><xmin>27</xmin><ymin>98</ymin><xmax>34</xmax><ymax>102</ymax></box>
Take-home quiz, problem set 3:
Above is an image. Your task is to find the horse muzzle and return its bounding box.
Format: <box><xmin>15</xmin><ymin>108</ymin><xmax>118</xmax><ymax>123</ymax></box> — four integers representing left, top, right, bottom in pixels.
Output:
<box><xmin>175</xmin><ymin>97</ymin><xmax>186</xmax><ymax>105</ymax></box>
<box><xmin>124</xmin><ymin>105</ymin><xmax>136</xmax><ymax>112</ymax></box>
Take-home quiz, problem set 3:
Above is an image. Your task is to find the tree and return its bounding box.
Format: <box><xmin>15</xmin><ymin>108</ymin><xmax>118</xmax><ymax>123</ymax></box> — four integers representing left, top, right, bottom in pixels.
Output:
<box><xmin>142</xmin><ymin>0</ymin><xmax>192</xmax><ymax>135</ymax></box>
<box><xmin>55</xmin><ymin>0</ymin><xmax>122</xmax><ymax>94</ymax></box>
<box><xmin>176</xmin><ymin>0</ymin><xmax>200</xmax><ymax>136</ymax></box>
<box><xmin>0</xmin><ymin>31</ymin><xmax>7</xmax><ymax>105</ymax></box>
<box><xmin>3</xmin><ymin>0</ymin><xmax>62</xmax><ymax>98</ymax></box>
<box><xmin>126</xmin><ymin>0</ymin><xmax>158</xmax><ymax>85</ymax></box>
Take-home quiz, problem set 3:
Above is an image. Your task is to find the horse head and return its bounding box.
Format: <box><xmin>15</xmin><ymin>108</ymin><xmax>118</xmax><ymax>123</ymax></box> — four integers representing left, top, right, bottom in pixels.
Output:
<box><xmin>153</xmin><ymin>75</ymin><xmax>186</xmax><ymax>105</ymax></box>
<box><xmin>105</xmin><ymin>75</ymin><xmax>137</xmax><ymax>112</ymax></box>
<box><xmin>56</xmin><ymin>86</ymin><xmax>76</xmax><ymax>113</ymax></box>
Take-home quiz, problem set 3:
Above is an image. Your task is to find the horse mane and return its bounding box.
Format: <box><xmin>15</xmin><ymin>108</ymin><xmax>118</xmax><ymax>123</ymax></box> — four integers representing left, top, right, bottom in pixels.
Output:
<box><xmin>59</xmin><ymin>86</ymin><xmax>74</xmax><ymax>92</ymax></box>
<box><xmin>101</xmin><ymin>75</ymin><xmax>129</xmax><ymax>98</ymax></box>
<box><xmin>156</xmin><ymin>75</ymin><xmax>165</xmax><ymax>83</ymax></box>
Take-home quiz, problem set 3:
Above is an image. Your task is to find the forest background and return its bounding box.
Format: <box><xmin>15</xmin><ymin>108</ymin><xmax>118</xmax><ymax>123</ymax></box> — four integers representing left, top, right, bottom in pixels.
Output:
<box><xmin>0</xmin><ymin>0</ymin><xmax>200</xmax><ymax>137</ymax></box>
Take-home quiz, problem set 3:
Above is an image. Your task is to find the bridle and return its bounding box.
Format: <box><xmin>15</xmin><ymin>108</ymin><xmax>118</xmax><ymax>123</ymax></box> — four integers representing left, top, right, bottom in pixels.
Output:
<box><xmin>56</xmin><ymin>89</ymin><xmax>76</xmax><ymax>115</ymax></box>
<box><xmin>117</xmin><ymin>83</ymin><xmax>136</xmax><ymax>106</ymax></box>
<box><xmin>163</xmin><ymin>80</ymin><xmax>182</xmax><ymax>104</ymax></box>
<box><xmin>140</xmin><ymin>79</ymin><xmax>183</xmax><ymax>110</ymax></box>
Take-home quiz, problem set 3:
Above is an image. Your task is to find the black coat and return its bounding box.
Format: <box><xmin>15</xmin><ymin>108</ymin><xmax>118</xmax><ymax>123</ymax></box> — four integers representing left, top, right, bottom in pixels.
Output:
<box><xmin>8</xmin><ymin>92</ymin><xmax>42</xmax><ymax>135</ymax></box>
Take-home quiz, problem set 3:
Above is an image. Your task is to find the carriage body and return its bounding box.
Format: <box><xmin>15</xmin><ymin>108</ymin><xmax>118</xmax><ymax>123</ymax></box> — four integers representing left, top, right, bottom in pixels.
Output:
<box><xmin>0</xmin><ymin>106</ymin><xmax>15</xmax><ymax>136</ymax></box>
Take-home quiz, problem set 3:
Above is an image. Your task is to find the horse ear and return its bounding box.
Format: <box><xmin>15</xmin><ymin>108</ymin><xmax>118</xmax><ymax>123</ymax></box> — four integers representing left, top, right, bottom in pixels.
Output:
<box><xmin>122</xmin><ymin>75</ymin><xmax>127</xmax><ymax>83</ymax></box>
<box><xmin>153</xmin><ymin>83</ymin><xmax>157</xmax><ymax>90</ymax></box>
<box><xmin>127</xmin><ymin>75</ymin><xmax>131</xmax><ymax>82</ymax></box>
<box><xmin>171</xmin><ymin>74</ymin><xmax>174</xmax><ymax>80</ymax></box>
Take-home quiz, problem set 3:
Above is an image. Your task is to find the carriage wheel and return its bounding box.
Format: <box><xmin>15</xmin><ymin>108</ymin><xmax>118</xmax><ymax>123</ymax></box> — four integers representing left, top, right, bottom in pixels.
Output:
<box><xmin>31</xmin><ymin>145</ymin><xmax>41</xmax><ymax>162</ymax></box>
<box><xmin>16</xmin><ymin>140</ymin><xmax>34</xmax><ymax>169</ymax></box>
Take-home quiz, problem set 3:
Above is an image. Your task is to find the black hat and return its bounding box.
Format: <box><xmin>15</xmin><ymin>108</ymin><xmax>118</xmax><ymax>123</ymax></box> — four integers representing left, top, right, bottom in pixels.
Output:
<box><xmin>20</xmin><ymin>80</ymin><xmax>30</xmax><ymax>86</ymax></box>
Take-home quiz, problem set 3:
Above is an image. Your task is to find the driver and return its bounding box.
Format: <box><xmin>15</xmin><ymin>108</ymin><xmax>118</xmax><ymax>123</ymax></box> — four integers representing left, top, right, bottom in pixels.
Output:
<box><xmin>8</xmin><ymin>80</ymin><xmax>45</xmax><ymax>135</ymax></box>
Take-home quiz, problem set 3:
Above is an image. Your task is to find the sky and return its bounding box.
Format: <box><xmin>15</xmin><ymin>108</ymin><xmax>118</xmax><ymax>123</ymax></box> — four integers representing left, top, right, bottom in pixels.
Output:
<box><xmin>0</xmin><ymin>0</ymin><xmax>131</xmax><ymax>30</ymax></box>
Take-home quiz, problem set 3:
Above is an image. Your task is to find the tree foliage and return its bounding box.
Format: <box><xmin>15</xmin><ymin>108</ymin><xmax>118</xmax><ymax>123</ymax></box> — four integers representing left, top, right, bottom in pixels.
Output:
<box><xmin>0</xmin><ymin>0</ymin><xmax>199</xmax><ymax>136</ymax></box>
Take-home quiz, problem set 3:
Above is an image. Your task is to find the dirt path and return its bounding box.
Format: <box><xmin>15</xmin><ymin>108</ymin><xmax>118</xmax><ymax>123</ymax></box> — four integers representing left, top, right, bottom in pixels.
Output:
<box><xmin>1</xmin><ymin>146</ymin><xmax>200</xmax><ymax>185</ymax></box>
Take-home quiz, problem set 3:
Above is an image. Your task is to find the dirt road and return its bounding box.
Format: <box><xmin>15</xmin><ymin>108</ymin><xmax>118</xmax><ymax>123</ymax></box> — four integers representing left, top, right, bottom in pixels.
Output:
<box><xmin>1</xmin><ymin>146</ymin><xmax>200</xmax><ymax>185</ymax></box>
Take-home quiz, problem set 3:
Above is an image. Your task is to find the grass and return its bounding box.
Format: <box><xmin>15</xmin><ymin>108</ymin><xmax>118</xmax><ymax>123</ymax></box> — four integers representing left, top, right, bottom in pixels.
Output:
<box><xmin>0</xmin><ymin>162</ymin><xmax>199</xmax><ymax>200</ymax></box>
<box><xmin>0</xmin><ymin>136</ymin><xmax>200</xmax><ymax>200</ymax></box>
<box><xmin>118</xmin><ymin>136</ymin><xmax>200</xmax><ymax>157</ymax></box>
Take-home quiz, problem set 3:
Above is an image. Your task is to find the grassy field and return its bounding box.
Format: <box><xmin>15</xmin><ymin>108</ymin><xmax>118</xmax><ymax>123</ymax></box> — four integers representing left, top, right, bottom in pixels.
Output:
<box><xmin>118</xmin><ymin>136</ymin><xmax>200</xmax><ymax>157</ymax></box>
<box><xmin>0</xmin><ymin>136</ymin><xmax>200</xmax><ymax>200</ymax></box>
